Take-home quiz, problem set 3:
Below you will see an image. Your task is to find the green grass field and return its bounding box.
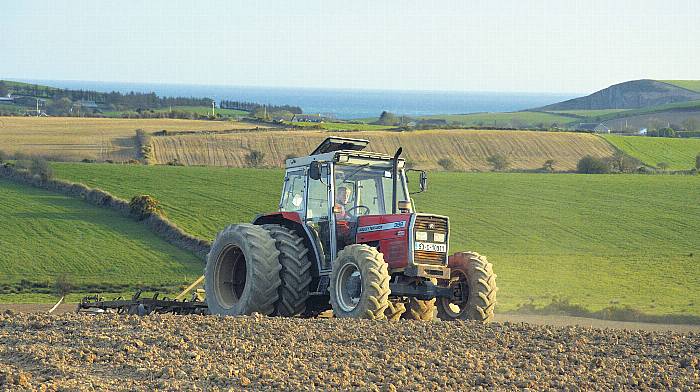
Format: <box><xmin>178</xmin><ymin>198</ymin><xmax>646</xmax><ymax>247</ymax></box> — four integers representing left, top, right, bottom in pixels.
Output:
<box><xmin>603</xmin><ymin>135</ymin><xmax>700</xmax><ymax>170</ymax></box>
<box><xmin>0</xmin><ymin>178</ymin><xmax>203</xmax><ymax>301</ymax></box>
<box><xmin>417</xmin><ymin>111</ymin><xmax>575</xmax><ymax>127</ymax></box>
<box><xmin>660</xmin><ymin>80</ymin><xmax>700</xmax><ymax>93</ymax></box>
<box><xmin>547</xmin><ymin>109</ymin><xmax>629</xmax><ymax>117</ymax></box>
<box><xmin>51</xmin><ymin>163</ymin><xmax>700</xmax><ymax>316</ymax></box>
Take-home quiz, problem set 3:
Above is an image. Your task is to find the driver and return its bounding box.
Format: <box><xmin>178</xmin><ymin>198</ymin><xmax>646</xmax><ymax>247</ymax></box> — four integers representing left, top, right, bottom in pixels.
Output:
<box><xmin>334</xmin><ymin>186</ymin><xmax>352</xmax><ymax>220</ymax></box>
<box><xmin>335</xmin><ymin>185</ymin><xmax>355</xmax><ymax>249</ymax></box>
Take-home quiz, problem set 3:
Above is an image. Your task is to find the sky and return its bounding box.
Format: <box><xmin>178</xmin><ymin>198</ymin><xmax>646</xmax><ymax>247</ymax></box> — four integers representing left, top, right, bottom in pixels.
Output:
<box><xmin>1</xmin><ymin>0</ymin><xmax>698</xmax><ymax>94</ymax></box>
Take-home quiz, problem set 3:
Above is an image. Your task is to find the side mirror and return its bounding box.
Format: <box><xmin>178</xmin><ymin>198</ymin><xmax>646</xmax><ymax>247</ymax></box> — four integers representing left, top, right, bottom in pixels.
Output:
<box><xmin>419</xmin><ymin>171</ymin><xmax>428</xmax><ymax>192</ymax></box>
<box><xmin>309</xmin><ymin>161</ymin><xmax>321</xmax><ymax>180</ymax></box>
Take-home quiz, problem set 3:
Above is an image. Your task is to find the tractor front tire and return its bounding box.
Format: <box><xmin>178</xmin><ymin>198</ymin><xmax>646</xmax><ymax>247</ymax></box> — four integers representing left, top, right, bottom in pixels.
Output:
<box><xmin>205</xmin><ymin>224</ymin><xmax>282</xmax><ymax>317</ymax></box>
<box><xmin>403</xmin><ymin>298</ymin><xmax>437</xmax><ymax>321</ymax></box>
<box><xmin>329</xmin><ymin>244</ymin><xmax>390</xmax><ymax>320</ymax></box>
<box><xmin>385</xmin><ymin>300</ymin><xmax>406</xmax><ymax>321</ymax></box>
<box><xmin>437</xmin><ymin>252</ymin><xmax>497</xmax><ymax>322</ymax></box>
<box><xmin>262</xmin><ymin>224</ymin><xmax>313</xmax><ymax>317</ymax></box>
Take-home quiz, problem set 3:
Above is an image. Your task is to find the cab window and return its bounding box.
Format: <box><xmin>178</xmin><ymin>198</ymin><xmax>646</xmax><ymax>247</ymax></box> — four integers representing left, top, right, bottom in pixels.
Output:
<box><xmin>280</xmin><ymin>170</ymin><xmax>305</xmax><ymax>213</ymax></box>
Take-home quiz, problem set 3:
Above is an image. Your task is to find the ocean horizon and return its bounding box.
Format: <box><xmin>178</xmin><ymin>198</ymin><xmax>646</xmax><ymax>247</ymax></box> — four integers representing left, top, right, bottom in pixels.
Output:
<box><xmin>13</xmin><ymin>79</ymin><xmax>577</xmax><ymax>119</ymax></box>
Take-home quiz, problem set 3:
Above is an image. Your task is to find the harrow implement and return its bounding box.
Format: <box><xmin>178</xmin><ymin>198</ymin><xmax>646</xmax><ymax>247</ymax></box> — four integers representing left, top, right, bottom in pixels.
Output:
<box><xmin>77</xmin><ymin>289</ymin><xmax>208</xmax><ymax>316</ymax></box>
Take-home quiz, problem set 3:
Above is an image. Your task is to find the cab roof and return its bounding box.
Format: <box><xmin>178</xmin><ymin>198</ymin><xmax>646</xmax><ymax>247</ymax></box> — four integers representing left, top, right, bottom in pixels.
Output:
<box><xmin>310</xmin><ymin>137</ymin><xmax>369</xmax><ymax>155</ymax></box>
<box><xmin>285</xmin><ymin>136</ymin><xmax>402</xmax><ymax>168</ymax></box>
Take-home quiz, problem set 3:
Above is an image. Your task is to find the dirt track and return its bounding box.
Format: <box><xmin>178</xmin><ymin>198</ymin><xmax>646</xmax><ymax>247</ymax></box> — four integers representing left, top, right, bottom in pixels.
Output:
<box><xmin>1</xmin><ymin>312</ymin><xmax>698</xmax><ymax>391</ymax></box>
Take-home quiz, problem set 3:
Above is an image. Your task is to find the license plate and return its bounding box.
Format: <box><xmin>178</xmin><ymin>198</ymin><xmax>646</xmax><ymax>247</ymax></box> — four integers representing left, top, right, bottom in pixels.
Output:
<box><xmin>414</xmin><ymin>242</ymin><xmax>447</xmax><ymax>253</ymax></box>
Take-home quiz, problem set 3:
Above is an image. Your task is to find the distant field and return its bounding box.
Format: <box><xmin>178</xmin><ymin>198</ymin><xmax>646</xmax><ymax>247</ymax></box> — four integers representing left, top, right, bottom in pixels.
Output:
<box><xmin>546</xmin><ymin>109</ymin><xmax>629</xmax><ymax>117</ymax></box>
<box><xmin>150</xmin><ymin>129</ymin><xmax>615</xmax><ymax>171</ymax></box>
<box><xmin>603</xmin><ymin>135</ymin><xmax>700</xmax><ymax>170</ymax></box>
<box><xmin>52</xmin><ymin>163</ymin><xmax>700</xmax><ymax>316</ymax></box>
<box><xmin>0</xmin><ymin>117</ymin><xmax>263</xmax><ymax>161</ymax></box>
<box><xmin>660</xmin><ymin>80</ymin><xmax>700</xmax><ymax>93</ymax></box>
<box><xmin>102</xmin><ymin>106</ymin><xmax>249</xmax><ymax>117</ymax></box>
<box><xmin>288</xmin><ymin>121</ymin><xmax>394</xmax><ymax>131</ymax></box>
<box><xmin>0</xmin><ymin>178</ymin><xmax>202</xmax><ymax>301</ymax></box>
<box><xmin>417</xmin><ymin>111</ymin><xmax>575</xmax><ymax>127</ymax></box>
<box><xmin>592</xmin><ymin>100</ymin><xmax>700</xmax><ymax>122</ymax></box>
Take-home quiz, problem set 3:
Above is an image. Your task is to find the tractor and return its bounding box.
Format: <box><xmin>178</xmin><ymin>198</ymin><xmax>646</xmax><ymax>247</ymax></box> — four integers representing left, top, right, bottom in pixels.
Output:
<box><xmin>204</xmin><ymin>137</ymin><xmax>497</xmax><ymax>321</ymax></box>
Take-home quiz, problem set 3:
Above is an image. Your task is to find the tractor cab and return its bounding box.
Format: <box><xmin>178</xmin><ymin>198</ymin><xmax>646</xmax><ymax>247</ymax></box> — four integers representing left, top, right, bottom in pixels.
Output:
<box><xmin>278</xmin><ymin>138</ymin><xmax>435</xmax><ymax>274</ymax></box>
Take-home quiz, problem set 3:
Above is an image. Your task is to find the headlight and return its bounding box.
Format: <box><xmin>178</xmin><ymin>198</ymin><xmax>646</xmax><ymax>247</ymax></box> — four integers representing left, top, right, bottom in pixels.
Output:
<box><xmin>415</xmin><ymin>231</ymin><xmax>428</xmax><ymax>241</ymax></box>
<box><xmin>434</xmin><ymin>233</ymin><xmax>445</xmax><ymax>243</ymax></box>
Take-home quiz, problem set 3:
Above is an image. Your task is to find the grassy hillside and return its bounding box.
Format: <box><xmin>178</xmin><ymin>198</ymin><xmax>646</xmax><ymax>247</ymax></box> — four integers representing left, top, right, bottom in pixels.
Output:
<box><xmin>416</xmin><ymin>111</ymin><xmax>574</xmax><ymax>128</ymax></box>
<box><xmin>0</xmin><ymin>178</ymin><xmax>203</xmax><ymax>302</ymax></box>
<box><xmin>603</xmin><ymin>135</ymin><xmax>700</xmax><ymax>170</ymax></box>
<box><xmin>546</xmin><ymin>109</ymin><xmax>629</xmax><ymax>117</ymax></box>
<box><xmin>150</xmin><ymin>129</ymin><xmax>615</xmax><ymax>171</ymax></box>
<box><xmin>660</xmin><ymin>80</ymin><xmax>700</xmax><ymax>93</ymax></box>
<box><xmin>0</xmin><ymin>117</ymin><xmax>264</xmax><ymax>161</ymax></box>
<box><xmin>52</xmin><ymin>163</ymin><xmax>700</xmax><ymax>316</ymax></box>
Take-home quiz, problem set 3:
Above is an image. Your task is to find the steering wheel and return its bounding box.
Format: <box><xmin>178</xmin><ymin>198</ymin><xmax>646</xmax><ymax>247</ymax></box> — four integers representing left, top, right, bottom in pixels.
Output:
<box><xmin>345</xmin><ymin>205</ymin><xmax>370</xmax><ymax>217</ymax></box>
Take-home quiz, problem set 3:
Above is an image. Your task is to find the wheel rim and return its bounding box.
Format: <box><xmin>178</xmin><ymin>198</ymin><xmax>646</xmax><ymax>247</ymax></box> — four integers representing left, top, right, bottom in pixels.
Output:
<box><xmin>335</xmin><ymin>261</ymin><xmax>362</xmax><ymax>312</ymax></box>
<box><xmin>213</xmin><ymin>245</ymin><xmax>247</xmax><ymax>309</ymax></box>
<box><xmin>441</xmin><ymin>270</ymin><xmax>469</xmax><ymax>318</ymax></box>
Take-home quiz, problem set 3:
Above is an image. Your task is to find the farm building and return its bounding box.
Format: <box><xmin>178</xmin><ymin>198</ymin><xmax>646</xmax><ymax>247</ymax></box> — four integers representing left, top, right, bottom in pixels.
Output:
<box><xmin>577</xmin><ymin>123</ymin><xmax>611</xmax><ymax>133</ymax></box>
<box><xmin>75</xmin><ymin>100</ymin><xmax>99</xmax><ymax>108</ymax></box>
<box><xmin>292</xmin><ymin>114</ymin><xmax>330</xmax><ymax>122</ymax></box>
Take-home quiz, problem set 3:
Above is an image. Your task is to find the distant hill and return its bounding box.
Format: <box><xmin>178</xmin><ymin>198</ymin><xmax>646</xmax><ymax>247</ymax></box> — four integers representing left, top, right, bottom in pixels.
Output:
<box><xmin>539</xmin><ymin>79</ymin><xmax>700</xmax><ymax>111</ymax></box>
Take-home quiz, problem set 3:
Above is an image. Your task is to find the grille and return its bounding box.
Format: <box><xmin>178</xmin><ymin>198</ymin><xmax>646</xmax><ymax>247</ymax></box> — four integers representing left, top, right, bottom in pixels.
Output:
<box><xmin>413</xmin><ymin>215</ymin><xmax>448</xmax><ymax>266</ymax></box>
<box><xmin>414</xmin><ymin>216</ymin><xmax>448</xmax><ymax>232</ymax></box>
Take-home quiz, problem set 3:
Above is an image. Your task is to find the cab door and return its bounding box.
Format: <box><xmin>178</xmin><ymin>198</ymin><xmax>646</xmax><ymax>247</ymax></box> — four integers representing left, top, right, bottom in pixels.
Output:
<box><xmin>305</xmin><ymin>163</ymin><xmax>333</xmax><ymax>271</ymax></box>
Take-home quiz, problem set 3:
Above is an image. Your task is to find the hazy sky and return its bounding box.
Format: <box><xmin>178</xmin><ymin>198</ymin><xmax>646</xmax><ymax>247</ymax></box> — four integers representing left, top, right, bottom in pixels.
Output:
<box><xmin>1</xmin><ymin>0</ymin><xmax>698</xmax><ymax>93</ymax></box>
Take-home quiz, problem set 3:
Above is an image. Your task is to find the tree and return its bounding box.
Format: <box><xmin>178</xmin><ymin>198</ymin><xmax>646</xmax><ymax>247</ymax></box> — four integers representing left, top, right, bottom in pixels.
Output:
<box><xmin>682</xmin><ymin>118</ymin><xmax>699</xmax><ymax>131</ymax></box>
<box><xmin>649</xmin><ymin>127</ymin><xmax>676</xmax><ymax>138</ymax></box>
<box><xmin>577</xmin><ymin>155</ymin><xmax>610</xmax><ymax>174</ymax></box>
<box><xmin>0</xmin><ymin>81</ymin><xmax>8</xmax><ymax>97</ymax></box>
<box><xmin>486</xmin><ymin>153</ymin><xmax>510</xmax><ymax>171</ymax></box>
<box><xmin>437</xmin><ymin>158</ymin><xmax>455</xmax><ymax>171</ymax></box>
<box><xmin>252</xmin><ymin>107</ymin><xmax>270</xmax><ymax>121</ymax></box>
<box><xmin>657</xmin><ymin>162</ymin><xmax>670</xmax><ymax>170</ymax></box>
<box><xmin>30</xmin><ymin>157</ymin><xmax>53</xmax><ymax>180</ymax></box>
<box><xmin>542</xmin><ymin>159</ymin><xmax>556</xmax><ymax>172</ymax></box>
<box><xmin>608</xmin><ymin>150</ymin><xmax>642</xmax><ymax>173</ymax></box>
<box><xmin>46</xmin><ymin>97</ymin><xmax>72</xmax><ymax>115</ymax></box>
<box><xmin>375</xmin><ymin>111</ymin><xmax>399</xmax><ymax>126</ymax></box>
<box><xmin>245</xmin><ymin>150</ymin><xmax>265</xmax><ymax>167</ymax></box>
<box><xmin>696</xmin><ymin>153</ymin><xmax>700</xmax><ymax>170</ymax></box>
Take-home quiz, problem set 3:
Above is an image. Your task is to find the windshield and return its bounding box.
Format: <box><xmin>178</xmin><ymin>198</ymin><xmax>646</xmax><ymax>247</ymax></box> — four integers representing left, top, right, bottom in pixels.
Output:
<box><xmin>334</xmin><ymin>163</ymin><xmax>408</xmax><ymax>218</ymax></box>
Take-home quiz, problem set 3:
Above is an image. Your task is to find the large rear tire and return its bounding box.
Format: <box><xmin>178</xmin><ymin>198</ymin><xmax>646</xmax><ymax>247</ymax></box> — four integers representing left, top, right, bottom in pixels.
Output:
<box><xmin>437</xmin><ymin>252</ymin><xmax>497</xmax><ymax>322</ymax></box>
<box><xmin>262</xmin><ymin>224</ymin><xmax>312</xmax><ymax>317</ymax></box>
<box><xmin>205</xmin><ymin>224</ymin><xmax>282</xmax><ymax>316</ymax></box>
<box><xmin>329</xmin><ymin>244</ymin><xmax>390</xmax><ymax>320</ymax></box>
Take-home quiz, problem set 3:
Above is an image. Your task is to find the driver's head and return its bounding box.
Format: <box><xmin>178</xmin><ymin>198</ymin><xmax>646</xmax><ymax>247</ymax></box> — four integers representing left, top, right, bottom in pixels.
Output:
<box><xmin>336</xmin><ymin>186</ymin><xmax>352</xmax><ymax>205</ymax></box>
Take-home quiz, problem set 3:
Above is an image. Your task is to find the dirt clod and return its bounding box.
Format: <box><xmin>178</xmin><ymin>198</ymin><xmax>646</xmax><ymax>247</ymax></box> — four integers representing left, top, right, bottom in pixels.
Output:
<box><xmin>0</xmin><ymin>313</ymin><xmax>697</xmax><ymax>391</ymax></box>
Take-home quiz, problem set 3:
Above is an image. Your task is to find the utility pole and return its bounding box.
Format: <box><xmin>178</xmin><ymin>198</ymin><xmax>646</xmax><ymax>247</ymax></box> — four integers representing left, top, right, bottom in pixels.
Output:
<box><xmin>211</xmin><ymin>100</ymin><xmax>215</xmax><ymax>117</ymax></box>
<box><xmin>35</xmin><ymin>98</ymin><xmax>39</xmax><ymax>116</ymax></box>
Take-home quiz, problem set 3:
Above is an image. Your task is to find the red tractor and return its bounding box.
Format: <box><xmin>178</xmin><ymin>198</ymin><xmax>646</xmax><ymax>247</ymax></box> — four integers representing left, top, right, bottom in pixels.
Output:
<box><xmin>205</xmin><ymin>137</ymin><xmax>497</xmax><ymax>321</ymax></box>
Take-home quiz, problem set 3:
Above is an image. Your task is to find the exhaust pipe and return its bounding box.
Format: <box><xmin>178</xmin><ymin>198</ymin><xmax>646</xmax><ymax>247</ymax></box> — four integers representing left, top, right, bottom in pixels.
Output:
<box><xmin>392</xmin><ymin>147</ymin><xmax>402</xmax><ymax>214</ymax></box>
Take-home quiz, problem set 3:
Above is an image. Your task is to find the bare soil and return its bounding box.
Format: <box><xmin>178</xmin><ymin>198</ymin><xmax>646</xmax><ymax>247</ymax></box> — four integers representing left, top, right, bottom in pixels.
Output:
<box><xmin>0</xmin><ymin>312</ymin><xmax>698</xmax><ymax>391</ymax></box>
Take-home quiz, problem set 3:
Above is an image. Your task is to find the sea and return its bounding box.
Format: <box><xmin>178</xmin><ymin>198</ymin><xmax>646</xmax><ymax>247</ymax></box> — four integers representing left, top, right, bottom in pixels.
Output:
<box><xmin>17</xmin><ymin>79</ymin><xmax>576</xmax><ymax>120</ymax></box>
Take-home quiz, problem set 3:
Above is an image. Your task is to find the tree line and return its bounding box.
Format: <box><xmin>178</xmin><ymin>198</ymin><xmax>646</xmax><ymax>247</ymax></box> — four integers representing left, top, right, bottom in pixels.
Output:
<box><xmin>0</xmin><ymin>80</ymin><xmax>212</xmax><ymax>113</ymax></box>
<box><xmin>220</xmin><ymin>100</ymin><xmax>302</xmax><ymax>114</ymax></box>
